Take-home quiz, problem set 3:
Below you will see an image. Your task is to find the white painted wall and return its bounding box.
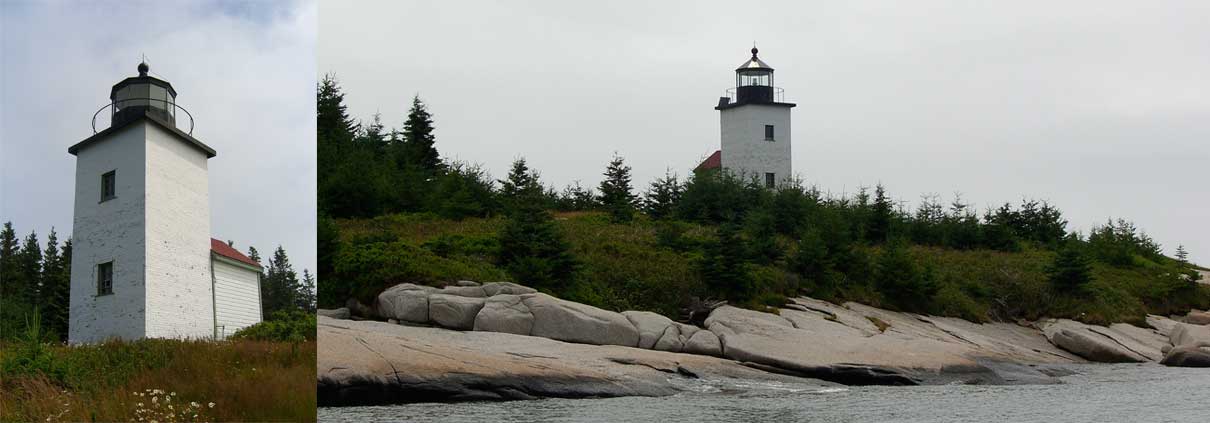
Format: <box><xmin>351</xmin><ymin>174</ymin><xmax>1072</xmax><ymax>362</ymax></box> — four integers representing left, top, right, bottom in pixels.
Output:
<box><xmin>69</xmin><ymin>124</ymin><xmax>147</xmax><ymax>343</ymax></box>
<box><xmin>212</xmin><ymin>257</ymin><xmax>262</xmax><ymax>339</ymax></box>
<box><xmin>719</xmin><ymin>104</ymin><xmax>793</xmax><ymax>186</ymax></box>
<box><xmin>143</xmin><ymin>123</ymin><xmax>213</xmax><ymax>339</ymax></box>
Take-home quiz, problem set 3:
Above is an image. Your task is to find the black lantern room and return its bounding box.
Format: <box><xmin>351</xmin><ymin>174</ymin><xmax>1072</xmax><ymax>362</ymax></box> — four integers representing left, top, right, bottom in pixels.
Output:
<box><xmin>109</xmin><ymin>62</ymin><xmax>178</xmax><ymax>128</ymax></box>
<box><xmin>734</xmin><ymin>47</ymin><xmax>774</xmax><ymax>103</ymax></box>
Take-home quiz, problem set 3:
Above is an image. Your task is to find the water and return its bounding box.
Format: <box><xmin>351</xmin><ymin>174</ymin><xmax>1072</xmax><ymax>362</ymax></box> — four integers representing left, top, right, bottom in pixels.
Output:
<box><xmin>320</xmin><ymin>364</ymin><xmax>1210</xmax><ymax>422</ymax></box>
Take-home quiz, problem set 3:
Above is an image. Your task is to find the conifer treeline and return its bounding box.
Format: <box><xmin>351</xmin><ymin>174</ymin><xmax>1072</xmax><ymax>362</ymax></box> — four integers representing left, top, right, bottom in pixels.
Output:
<box><xmin>316</xmin><ymin>75</ymin><xmax>1203</xmax><ymax>316</ymax></box>
<box><xmin>0</xmin><ymin>222</ymin><xmax>315</xmax><ymax>342</ymax></box>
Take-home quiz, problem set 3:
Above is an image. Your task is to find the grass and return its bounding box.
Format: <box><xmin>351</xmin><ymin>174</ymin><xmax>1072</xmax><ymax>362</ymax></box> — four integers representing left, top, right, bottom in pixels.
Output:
<box><xmin>0</xmin><ymin>337</ymin><xmax>316</xmax><ymax>422</ymax></box>
<box><xmin>329</xmin><ymin>211</ymin><xmax>1210</xmax><ymax>325</ymax></box>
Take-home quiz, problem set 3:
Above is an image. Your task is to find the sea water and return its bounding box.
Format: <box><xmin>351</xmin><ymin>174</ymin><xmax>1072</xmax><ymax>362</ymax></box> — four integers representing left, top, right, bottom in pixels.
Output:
<box><xmin>319</xmin><ymin>363</ymin><xmax>1210</xmax><ymax>422</ymax></box>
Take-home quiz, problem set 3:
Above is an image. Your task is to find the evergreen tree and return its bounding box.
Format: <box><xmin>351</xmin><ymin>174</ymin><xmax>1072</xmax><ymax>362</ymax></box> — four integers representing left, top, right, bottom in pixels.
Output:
<box><xmin>358</xmin><ymin>112</ymin><xmax>388</xmax><ymax>149</ymax></box>
<box><xmin>598</xmin><ymin>154</ymin><xmax>637</xmax><ymax>222</ymax></box>
<box><xmin>40</xmin><ymin>230</ymin><xmax>70</xmax><ymax>340</ymax></box>
<box><xmin>435</xmin><ymin>163</ymin><xmax>499</xmax><ymax>219</ymax></box>
<box><xmin>317</xmin><ymin>74</ymin><xmax>358</xmax><ymax>146</ymax></box>
<box><xmin>557</xmin><ymin>181</ymin><xmax>598</xmax><ymax>211</ymax></box>
<box><xmin>791</xmin><ymin>227</ymin><xmax>830</xmax><ymax>289</ymax></box>
<box><xmin>497</xmin><ymin>159</ymin><xmax>576</xmax><ymax>289</ymax></box>
<box><xmin>318</xmin><ymin>74</ymin><xmax>362</xmax><ymax>217</ymax></box>
<box><xmin>744</xmin><ymin>208</ymin><xmax>780</xmax><ymax>265</ymax></box>
<box><xmin>297</xmin><ymin>269</ymin><xmax>317</xmax><ymax>313</ymax></box>
<box><xmin>261</xmin><ymin>246</ymin><xmax>299</xmax><ymax>315</ymax></box>
<box><xmin>246</xmin><ymin>246</ymin><xmax>262</xmax><ymax>265</ymax></box>
<box><xmin>401</xmin><ymin>95</ymin><xmax>441</xmax><ymax>173</ymax></box>
<box><xmin>1</xmin><ymin>222</ymin><xmax>21</xmax><ymax>300</ymax></box>
<box><xmin>499</xmin><ymin>158</ymin><xmax>541</xmax><ymax>211</ymax></box>
<box><xmin>698</xmin><ymin>222</ymin><xmax>753</xmax><ymax>302</ymax></box>
<box><xmin>867</xmin><ymin>184</ymin><xmax>892</xmax><ymax>244</ymax></box>
<box><xmin>17</xmin><ymin>231</ymin><xmax>42</xmax><ymax>303</ymax></box>
<box><xmin>1175</xmin><ymin>245</ymin><xmax>1189</xmax><ymax>264</ymax></box>
<box><xmin>316</xmin><ymin>214</ymin><xmax>340</xmax><ymax>307</ymax></box>
<box><xmin>642</xmin><ymin>170</ymin><xmax>682</xmax><ymax>220</ymax></box>
<box><xmin>1048</xmin><ymin>240</ymin><xmax>1093</xmax><ymax>292</ymax></box>
<box><xmin>874</xmin><ymin>237</ymin><xmax>937</xmax><ymax>311</ymax></box>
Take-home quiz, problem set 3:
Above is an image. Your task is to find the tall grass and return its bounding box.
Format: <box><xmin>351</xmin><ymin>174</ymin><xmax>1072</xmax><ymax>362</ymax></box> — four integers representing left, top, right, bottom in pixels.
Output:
<box><xmin>0</xmin><ymin>319</ymin><xmax>316</xmax><ymax>423</ymax></box>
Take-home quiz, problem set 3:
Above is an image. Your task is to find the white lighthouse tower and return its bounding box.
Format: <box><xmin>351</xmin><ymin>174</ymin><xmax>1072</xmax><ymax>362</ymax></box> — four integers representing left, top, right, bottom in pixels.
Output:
<box><xmin>67</xmin><ymin>62</ymin><xmax>218</xmax><ymax>343</ymax></box>
<box><xmin>709</xmin><ymin>46</ymin><xmax>795</xmax><ymax>188</ymax></box>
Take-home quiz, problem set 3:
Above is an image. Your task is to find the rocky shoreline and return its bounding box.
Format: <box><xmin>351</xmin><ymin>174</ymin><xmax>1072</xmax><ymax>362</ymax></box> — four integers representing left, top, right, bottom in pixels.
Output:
<box><xmin>318</xmin><ymin>281</ymin><xmax>1210</xmax><ymax>406</ymax></box>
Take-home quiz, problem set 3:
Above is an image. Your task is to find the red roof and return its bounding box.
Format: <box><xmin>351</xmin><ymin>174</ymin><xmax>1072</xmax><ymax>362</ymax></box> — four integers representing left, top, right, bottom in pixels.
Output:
<box><xmin>210</xmin><ymin>238</ymin><xmax>262</xmax><ymax>269</ymax></box>
<box><xmin>696</xmin><ymin>150</ymin><xmax>722</xmax><ymax>171</ymax></box>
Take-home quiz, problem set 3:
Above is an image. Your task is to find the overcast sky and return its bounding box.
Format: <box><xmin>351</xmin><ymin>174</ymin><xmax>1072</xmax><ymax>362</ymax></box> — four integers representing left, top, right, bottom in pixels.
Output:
<box><xmin>1</xmin><ymin>1</ymin><xmax>317</xmax><ymax>274</ymax></box>
<box><xmin>321</xmin><ymin>0</ymin><xmax>1209</xmax><ymax>264</ymax></box>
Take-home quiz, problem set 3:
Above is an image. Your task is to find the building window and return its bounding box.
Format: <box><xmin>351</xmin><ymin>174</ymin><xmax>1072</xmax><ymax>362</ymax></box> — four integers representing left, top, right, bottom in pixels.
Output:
<box><xmin>764</xmin><ymin>125</ymin><xmax>775</xmax><ymax>141</ymax></box>
<box><xmin>100</xmin><ymin>171</ymin><xmax>116</xmax><ymax>201</ymax></box>
<box><xmin>97</xmin><ymin>261</ymin><xmax>114</xmax><ymax>296</ymax></box>
<box><xmin>765</xmin><ymin>172</ymin><xmax>775</xmax><ymax>188</ymax></box>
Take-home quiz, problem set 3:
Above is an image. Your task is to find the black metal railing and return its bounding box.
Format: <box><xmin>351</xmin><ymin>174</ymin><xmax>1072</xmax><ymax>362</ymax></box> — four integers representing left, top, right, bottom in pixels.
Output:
<box><xmin>91</xmin><ymin>98</ymin><xmax>195</xmax><ymax>135</ymax></box>
<box><xmin>723</xmin><ymin>86</ymin><xmax>785</xmax><ymax>104</ymax></box>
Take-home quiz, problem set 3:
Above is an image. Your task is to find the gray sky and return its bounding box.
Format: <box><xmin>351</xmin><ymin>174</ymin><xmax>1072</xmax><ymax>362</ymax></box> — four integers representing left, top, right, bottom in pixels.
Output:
<box><xmin>321</xmin><ymin>0</ymin><xmax>1209</xmax><ymax>265</ymax></box>
<box><xmin>1</xmin><ymin>1</ymin><xmax>317</xmax><ymax>274</ymax></box>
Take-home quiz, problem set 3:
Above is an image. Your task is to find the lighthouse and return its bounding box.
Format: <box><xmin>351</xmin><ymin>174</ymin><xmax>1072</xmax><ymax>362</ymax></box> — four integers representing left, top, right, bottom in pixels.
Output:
<box><xmin>701</xmin><ymin>46</ymin><xmax>795</xmax><ymax>188</ymax></box>
<box><xmin>67</xmin><ymin>62</ymin><xmax>263</xmax><ymax>343</ymax></box>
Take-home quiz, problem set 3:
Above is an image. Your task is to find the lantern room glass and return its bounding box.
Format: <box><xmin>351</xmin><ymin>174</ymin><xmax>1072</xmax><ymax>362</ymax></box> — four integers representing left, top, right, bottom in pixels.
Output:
<box><xmin>737</xmin><ymin>70</ymin><xmax>772</xmax><ymax>87</ymax></box>
<box><xmin>112</xmin><ymin>81</ymin><xmax>176</xmax><ymax>122</ymax></box>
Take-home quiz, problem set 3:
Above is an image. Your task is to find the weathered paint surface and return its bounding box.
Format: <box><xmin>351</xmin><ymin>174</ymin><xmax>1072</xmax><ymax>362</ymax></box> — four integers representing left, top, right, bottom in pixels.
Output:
<box><xmin>143</xmin><ymin>122</ymin><xmax>212</xmax><ymax>339</ymax></box>
<box><xmin>719</xmin><ymin>104</ymin><xmax>792</xmax><ymax>185</ymax></box>
<box><xmin>212</xmin><ymin>258</ymin><xmax>262</xmax><ymax>339</ymax></box>
<box><xmin>69</xmin><ymin>120</ymin><xmax>216</xmax><ymax>343</ymax></box>
<box><xmin>69</xmin><ymin>124</ymin><xmax>147</xmax><ymax>343</ymax></box>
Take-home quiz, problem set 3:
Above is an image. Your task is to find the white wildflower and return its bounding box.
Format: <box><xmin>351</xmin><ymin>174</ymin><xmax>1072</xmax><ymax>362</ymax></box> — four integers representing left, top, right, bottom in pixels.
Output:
<box><xmin>208</xmin><ymin>402</ymin><xmax>215</xmax><ymax>408</ymax></box>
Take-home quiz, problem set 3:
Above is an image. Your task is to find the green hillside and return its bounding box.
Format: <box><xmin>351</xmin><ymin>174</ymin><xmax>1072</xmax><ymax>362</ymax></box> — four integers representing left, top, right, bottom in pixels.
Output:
<box><xmin>324</xmin><ymin>211</ymin><xmax>1207</xmax><ymax>326</ymax></box>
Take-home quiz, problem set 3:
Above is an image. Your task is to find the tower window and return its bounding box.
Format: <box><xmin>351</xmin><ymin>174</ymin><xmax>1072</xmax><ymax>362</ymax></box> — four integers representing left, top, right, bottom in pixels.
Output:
<box><xmin>97</xmin><ymin>261</ymin><xmax>113</xmax><ymax>296</ymax></box>
<box><xmin>100</xmin><ymin>171</ymin><xmax>116</xmax><ymax>201</ymax></box>
<box><xmin>764</xmin><ymin>125</ymin><xmax>775</xmax><ymax>141</ymax></box>
<box><xmin>765</xmin><ymin>172</ymin><xmax>775</xmax><ymax>188</ymax></box>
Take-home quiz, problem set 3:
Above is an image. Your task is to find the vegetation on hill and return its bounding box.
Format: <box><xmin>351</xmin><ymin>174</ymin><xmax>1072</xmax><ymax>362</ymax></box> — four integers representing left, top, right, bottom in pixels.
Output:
<box><xmin>316</xmin><ymin>75</ymin><xmax>1208</xmax><ymax>326</ymax></box>
<box><xmin>0</xmin><ymin>316</ymin><xmax>316</xmax><ymax>422</ymax></box>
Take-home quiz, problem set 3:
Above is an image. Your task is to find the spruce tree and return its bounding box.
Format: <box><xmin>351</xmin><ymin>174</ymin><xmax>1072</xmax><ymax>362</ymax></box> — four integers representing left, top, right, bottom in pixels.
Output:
<box><xmin>642</xmin><ymin>170</ymin><xmax>682</xmax><ymax>220</ymax></box>
<box><xmin>317</xmin><ymin>74</ymin><xmax>357</xmax><ymax>146</ymax></box>
<box><xmin>401</xmin><ymin>95</ymin><xmax>441</xmax><ymax>174</ymax></box>
<box><xmin>1048</xmin><ymin>240</ymin><xmax>1093</xmax><ymax>292</ymax></box>
<box><xmin>698</xmin><ymin>222</ymin><xmax>753</xmax><ymax>302</ymax></box>
<box><xmin>17</xmin><ymin>231</ymin><xmax>42</xmax><ymax>303</ymax></box>
<box><xmin>497</xmin><ymin>159</ymin><xmax>576</xmax><ymax>290</ymax></box>
<box><xmin>745</xmin><ymin>209</ymin><xmax>780</xmax><ymax>265</ymax></box>
<box><xmin>297</xmin><ymin>269</ymin><xmax>317</xmax><ymax>313</ymax></box>
<box><xmin>41</xmin><ymin>229</ymin><xmax>70</xmax><ymax>340</ymax></box>
<box><xmin>499</xmin><ymin>158</ymin><xmax>541</xmax><ymax>212</ymax></box>
<box><xmin>792</xmin><ymin>227</ymin><xmax>830</xmax><ymax>288</ymax></box>
<box><xmin>874</xmin><ymin>237</ymin><xmax>936</xmax><ymax>311</ymax></box>
<box><xmin>867</xmin><ymin>184</ymin><xmax>892</xmax><ymax>244</ymax></box>
<box><xmin>317</xmin><ymin>74</ymin><xmax>360</xmax><ymax>217</ymax></box>
<box><xmin>0</xmin><ymin>222</ymin><xmax>21</xmax><ymax>300</ymax></box>
<box><xmin>598</xmin><ymin>154</ymin><xmax>637</xmax><ymax>222</ymax></box>
<box><xmin>246</xmin><ymin>246</ymin><xmax>262</xmax><ymax>265</ymax></box>
<box><xmin>261</xmin><ymin>246</ymin><xmax>299</xmax><ymax>315</ymax></box>
<box><xmin>1176</xmin><ymin>245</ymin><xmax>1189</xmax><ymax>264</ymax></box>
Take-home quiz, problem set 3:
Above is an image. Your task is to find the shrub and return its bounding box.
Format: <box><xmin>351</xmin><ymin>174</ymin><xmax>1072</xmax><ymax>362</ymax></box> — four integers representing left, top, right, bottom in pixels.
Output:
<box><xmin>1048</xmin><ymin>241</ymin><xmax>1093</xmax><ymax>292</ymax></box>
<box><xmin>333</xmin><ymin>241</ymin><xmax>506</xmax><ymax>303</ymax></box>
<box><xmin>231</xmin><ymin>310</ymin><xmax>317</xmax><ymax>342</ymax></box>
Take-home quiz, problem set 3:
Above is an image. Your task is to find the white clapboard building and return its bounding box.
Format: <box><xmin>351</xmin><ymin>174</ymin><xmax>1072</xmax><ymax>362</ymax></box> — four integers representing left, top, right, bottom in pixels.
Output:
<box><xmin>67</xmin><ymin>62</ymin><xmax>262</xmax><ymax>343</ymax></box>
<box><xmin>698</xmin><ymin>46</ymin><xmax>795</xmax><ymax>188</ymax></box>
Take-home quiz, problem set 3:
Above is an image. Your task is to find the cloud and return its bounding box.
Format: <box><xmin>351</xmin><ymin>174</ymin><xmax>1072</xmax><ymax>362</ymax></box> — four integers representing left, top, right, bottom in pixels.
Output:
<box><xmin>319</xmin><ymin>0</ymin><xmax>1210</xmax><ymax>264</ymax></box>
<box><xmin>1</xmin><ymin>0</ymin><xmax>318</xmax><ymax>274</ymax></box>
